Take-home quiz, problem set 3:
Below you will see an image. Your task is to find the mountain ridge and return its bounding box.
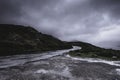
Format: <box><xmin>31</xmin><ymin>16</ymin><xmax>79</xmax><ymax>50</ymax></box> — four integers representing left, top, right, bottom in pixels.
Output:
<box><xmin>1</xmin><ymin>24</ymin><xmax>120</xmax><ymax>60</ymax></box>
<box><xmin>0</xmin><ymin>24</ymin><xmax>72</xmax><ymax>56</ymax></box>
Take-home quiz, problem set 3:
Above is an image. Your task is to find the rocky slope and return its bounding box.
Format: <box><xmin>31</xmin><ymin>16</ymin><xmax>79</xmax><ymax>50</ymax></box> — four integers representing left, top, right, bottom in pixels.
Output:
<box><xmin>0</xmin><ymin>24</ymin><xmax>72</xmax><ymax>56</ymax></box>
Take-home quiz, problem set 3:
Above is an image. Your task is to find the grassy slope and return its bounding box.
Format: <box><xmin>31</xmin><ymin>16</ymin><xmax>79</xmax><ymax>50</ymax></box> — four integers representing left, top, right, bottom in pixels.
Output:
<box><xmin>68</xmin><ymin>42</ymin><xmax>120</xmax><ymax>60</ymax></box>
<box><xmin>0</xmin><ymin>24</ymin><xmax>72</xmax><ymax>56</ymax></box>
<box><xmin>1</xmin><ymin>24</ymin><xmax>120</xmax><ymax>59</ymax></box>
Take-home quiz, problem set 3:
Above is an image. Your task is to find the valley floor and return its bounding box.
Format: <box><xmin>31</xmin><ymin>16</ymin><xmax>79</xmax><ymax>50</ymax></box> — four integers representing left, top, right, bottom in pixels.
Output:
<box><xmin>0</xmin><ymin>47</ymin><xmax>120</xmax><ymax>80</ymax></box>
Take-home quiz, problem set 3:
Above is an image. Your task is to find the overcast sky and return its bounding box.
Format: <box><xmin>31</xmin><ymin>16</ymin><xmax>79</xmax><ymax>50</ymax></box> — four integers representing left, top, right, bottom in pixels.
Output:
<box><xmin>0</xmin><ymin>0</ymin><xmax>120</xmax><ymax>49</ymax></box>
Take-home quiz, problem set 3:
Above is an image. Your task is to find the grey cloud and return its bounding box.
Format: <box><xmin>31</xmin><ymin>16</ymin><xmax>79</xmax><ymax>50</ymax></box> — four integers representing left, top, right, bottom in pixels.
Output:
<box><xmin>89</xmin><ymin>0</ymin><xmax>120</xmax><ymax>19</ymax></box>
<box><xmin>0</xmin><ymin>0</ymin><xmax>22</xmax><ymax>23</ymax></box>
<box><xmin>0</xmin><ymin>0</ymin><xmax>120</xmax><ymax>49</ymax></box>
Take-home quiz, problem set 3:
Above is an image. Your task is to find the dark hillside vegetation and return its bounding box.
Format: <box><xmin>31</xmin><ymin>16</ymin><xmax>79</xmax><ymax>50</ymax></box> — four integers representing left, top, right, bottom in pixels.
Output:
<box><xmin>1</xmin><ymin>24</ymin><xmax>120</xmax><ymax>60</ymax></box>
<box><xmin>68</xmin><ymin>42</ymin><xmax>120</xmax><ymax>60</ymax></box>
<box><xmin>0</xmin><ymin>24</ymin><xmax>72</xmax><ymax>56</ymax></box>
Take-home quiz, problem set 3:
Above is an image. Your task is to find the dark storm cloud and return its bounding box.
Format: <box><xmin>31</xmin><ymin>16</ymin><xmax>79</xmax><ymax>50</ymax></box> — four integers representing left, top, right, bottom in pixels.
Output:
<box><xmin>0</xmin><ymin>0</ymin><xmax>58</xmax><ymax>24</ymax></box>
<box><xmin>90</xmin><ymin>0</ymin><xmax>120</xmax><ymax>19</ymax></box>
<box><xmin>0</xmin><ymin>0</ymin><xmax>22</xmax><ymax>23</ymax></box>
<box><xmin>0</xmin><ymin>0</ymin><xmax>120</xmax><ymax>49</ymax></box>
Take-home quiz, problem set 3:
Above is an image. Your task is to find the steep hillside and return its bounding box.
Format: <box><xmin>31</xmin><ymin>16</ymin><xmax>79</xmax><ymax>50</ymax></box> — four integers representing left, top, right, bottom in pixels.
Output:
<box><xmin>68</xmin><ymin>41</ymin><xmax>120</xmax><ymax>60</ymax></box>
<box><xmin>0</xmin><ymin>24</ymin><xmax>72</xmax><ymax>56</ymax></box>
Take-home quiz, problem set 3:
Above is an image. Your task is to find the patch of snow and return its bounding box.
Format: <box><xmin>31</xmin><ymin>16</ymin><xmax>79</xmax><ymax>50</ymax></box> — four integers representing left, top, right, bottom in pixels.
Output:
<box><xmin>116</xmin><ymin>69</ymin><xmax>120</xmax><ymax>75</ymax></box>
<box><xmin>0</xmin><ymin>46</ymin><xmax>81</xmax><ymax>68</ymax></box>
<box><xmin>29</xmin><ymin>46</ymin><xmax>81</xmax><ymax>62</ymax></box>
<box><xmin>35</xmin><ymin>69</ymin><xmax>48</xmax><ymax>74</ymax></box>
<box><xmin>35</xmin><ymin>66</ymin><xmax>74</xmax><ymax>80</ymax></box>
<box><xmin>66</xmin><ymin>55</ymin><xmax>120</xmax><ymax>67</ymax></box>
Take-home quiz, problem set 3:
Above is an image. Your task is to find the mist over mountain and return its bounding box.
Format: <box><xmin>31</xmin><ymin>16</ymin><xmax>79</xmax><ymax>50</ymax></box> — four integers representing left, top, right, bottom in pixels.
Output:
<box><xmin>0</xmin><ymin>0</ymin><xmax>120</xmax><ymax>49</ymax></box>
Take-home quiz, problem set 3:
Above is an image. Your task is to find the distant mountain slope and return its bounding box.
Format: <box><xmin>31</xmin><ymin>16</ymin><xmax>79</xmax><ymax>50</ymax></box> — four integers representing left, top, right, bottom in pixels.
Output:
<box><xmin>67</xmin><ymin>41</ymin><xmax>120</xmax><ymax>60</ymax></box>
<box><xmin>0</xmin><ymin>24</ymin><xmax>72</xmax><ymax>56</ymax></box>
